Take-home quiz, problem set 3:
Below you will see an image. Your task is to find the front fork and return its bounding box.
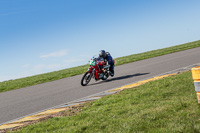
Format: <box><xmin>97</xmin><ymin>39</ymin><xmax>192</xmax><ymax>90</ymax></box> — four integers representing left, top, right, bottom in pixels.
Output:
<box><xmin>88</xmin><ymin>68</ymin><xmax>97</xmax><ymax>80</ymax></box>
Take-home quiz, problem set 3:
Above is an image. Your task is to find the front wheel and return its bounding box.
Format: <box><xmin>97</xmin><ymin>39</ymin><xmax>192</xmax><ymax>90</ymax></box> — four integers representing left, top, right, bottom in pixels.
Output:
<box><xmin>81</xmin><ymin>71</ymin><xmax>93</xmax><ymax>86</ymax></box>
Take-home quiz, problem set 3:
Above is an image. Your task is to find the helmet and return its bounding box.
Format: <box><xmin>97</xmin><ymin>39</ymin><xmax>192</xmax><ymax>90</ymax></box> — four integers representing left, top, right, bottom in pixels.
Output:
<box><xmin>99</xmin><ymin>50</ymin><xmax>106</xmax><ymax>58</ymax></box>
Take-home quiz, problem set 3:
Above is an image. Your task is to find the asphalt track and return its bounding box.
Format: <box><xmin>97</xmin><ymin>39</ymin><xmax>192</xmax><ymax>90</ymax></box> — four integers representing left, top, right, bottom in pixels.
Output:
<box><xmin>1</xmin><ymin>47</ymin><xmax>200</xmax><ymax>124</ymax></box>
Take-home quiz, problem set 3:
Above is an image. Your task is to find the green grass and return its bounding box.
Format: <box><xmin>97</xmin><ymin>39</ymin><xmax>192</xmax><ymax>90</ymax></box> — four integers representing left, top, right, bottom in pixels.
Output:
<box><xmin>1</xmin><ymin>40</ymin><xmax>200</xmax><ymax>93</ymax></box>
<box><xmin>13</xmin><ymin>71</ymin><xmax>200</xmax><ymax>133</ymax></box>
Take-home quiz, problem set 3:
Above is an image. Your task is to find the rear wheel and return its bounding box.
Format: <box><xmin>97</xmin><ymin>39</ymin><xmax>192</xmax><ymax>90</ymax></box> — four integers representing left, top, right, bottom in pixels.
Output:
<box><xmin>81</xmin><ymin>71</ymin><xmax>93</xmax><ymax>86</ymax></box>
<box><xmin>102</xmin><ymin>71</ymin><xmax>109</xmax><ymax>80</ymax></box>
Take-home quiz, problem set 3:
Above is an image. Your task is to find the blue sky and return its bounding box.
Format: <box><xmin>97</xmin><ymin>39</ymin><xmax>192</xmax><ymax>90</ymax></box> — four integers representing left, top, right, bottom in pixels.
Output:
<box><xmin>1</xmin><ymin>0</ymin><xmax>200</xmax><ymax>82</ymax></box>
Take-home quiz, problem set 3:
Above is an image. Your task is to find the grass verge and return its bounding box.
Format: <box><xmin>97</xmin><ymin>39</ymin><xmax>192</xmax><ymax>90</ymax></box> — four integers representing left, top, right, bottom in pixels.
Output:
<box><xmin>1</xmin><ymin>40</ymin><xmax>200</xmax><ymax>93</ymax></box>
<box><xmin>12</xmin><ymin>71</ymin><xmax>200</xmax><ymax>133</ymax></box>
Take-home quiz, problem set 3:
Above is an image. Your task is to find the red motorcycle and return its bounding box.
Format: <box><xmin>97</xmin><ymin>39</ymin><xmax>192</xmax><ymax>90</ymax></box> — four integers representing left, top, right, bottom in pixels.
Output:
<box><xmin>81</xmin><ymin>57</ymin><xmax>112</xmax><ymax>86</ymax></box>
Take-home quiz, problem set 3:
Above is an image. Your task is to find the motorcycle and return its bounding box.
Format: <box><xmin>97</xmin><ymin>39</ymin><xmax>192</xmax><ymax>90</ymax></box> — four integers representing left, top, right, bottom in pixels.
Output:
<box><xmin>81</xmin><ymin>56</ymin><xmax>113</xmax><ymax>86</ymax></box>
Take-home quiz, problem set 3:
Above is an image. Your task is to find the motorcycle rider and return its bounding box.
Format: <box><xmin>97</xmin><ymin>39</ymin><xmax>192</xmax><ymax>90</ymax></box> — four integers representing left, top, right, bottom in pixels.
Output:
<box><xmin>98</xmin><ymin>50</ymin><xmax>115</xmax><ymax>77</ymax></box>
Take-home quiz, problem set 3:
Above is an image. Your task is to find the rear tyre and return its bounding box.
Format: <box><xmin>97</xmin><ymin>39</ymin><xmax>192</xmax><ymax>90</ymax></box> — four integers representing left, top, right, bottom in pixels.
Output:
<box><xmin>102</xmin><ymin>72</ymin><xmax>109</xmax><ymax>80</ymax></box>
<box><xmin>81</xmin><ymin>71</ymin><xmax>93</xmax><ymax>86</ymax></box>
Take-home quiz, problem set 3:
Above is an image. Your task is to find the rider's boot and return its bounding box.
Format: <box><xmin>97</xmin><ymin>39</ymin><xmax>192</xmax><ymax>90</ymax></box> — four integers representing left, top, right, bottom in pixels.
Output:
<box><xmin>110</xmin><ymin>71</ymin><xmax>114</xmax><ymax>77</ymax></box>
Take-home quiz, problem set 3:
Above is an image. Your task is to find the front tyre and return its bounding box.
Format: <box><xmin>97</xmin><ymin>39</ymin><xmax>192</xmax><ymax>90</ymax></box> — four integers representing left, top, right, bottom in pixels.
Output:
<box><xmin>81</xmin><ymin>71</ymin><xmax>93</xmax><ymax>86</ymax></box>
